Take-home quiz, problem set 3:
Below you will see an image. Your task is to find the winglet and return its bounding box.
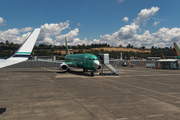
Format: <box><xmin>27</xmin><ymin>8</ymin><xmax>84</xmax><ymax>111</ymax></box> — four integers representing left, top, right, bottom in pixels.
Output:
<box><xmin>11</xmin><ymin>28</ymin><xmax>41</xmax><ymax>59</ymax></box>
<box><xmin>174</xmin><ymin>42</ymin><xmax>180</xmax><ymax>56</ymax></box>
<box><xmin>0</xmin><ymin>28</ymin><xmax>41</xmax><ymax>68</ymax></box>
<box><xmin>65</xmin><ymin>37</ymin><xmax>70</xmax><ymax>55</ymax></box>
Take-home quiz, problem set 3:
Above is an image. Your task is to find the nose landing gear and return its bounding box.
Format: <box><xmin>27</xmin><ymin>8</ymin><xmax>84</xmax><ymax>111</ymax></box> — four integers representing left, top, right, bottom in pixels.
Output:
<box><xmin>90</xmin><ymin>71</ymin><xmax>94</xmax><ymax>76</ymax></box>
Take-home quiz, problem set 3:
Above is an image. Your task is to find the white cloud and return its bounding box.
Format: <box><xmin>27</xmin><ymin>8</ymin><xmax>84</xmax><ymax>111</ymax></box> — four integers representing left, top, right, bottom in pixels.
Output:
<box><xmin>69</xmin><ymin>38</ymin><xmax>92</xmax><ymax>46</ymax></box>
<box><xmin>40</xmin><ymin>20</ymin><xmax>69</xmax><ymax>36</ymax></box>
<box><xmin>48</xmin><ymin>7</ymin><xmax>160</xmax><ymax>47</ymax></box>
<box><xmin>2</xmin><ymin>6</ymin><xmax>180</xmax><ymax>48</ymax></box>
<box><xmin>0</xmin><ymin>27</ymin><xmax>32</xmax><ymax>43</ymax></box>
<box><xmin>97</xmin><ymin>7</ymin><xmax>160</xmax><ymax>47</ymax></box>
<box><xmin>37</xmin><ymin>20</ymin><xmax>70</xmax><ymax>43</ymax></box>
<box><xmin>118</xmin><ymin>23</ymin><xmax>139</xmax><ymax>39</ymax></box>
<box><xmin>20</xmin><ymin>27</ymin><xmax>33</xmax><ymax>32</ymax></box>
<box><xmin>93</xmin><ymin>39</ymin><xmax>101</xmax><ymax>43</ymax></box>
<box><xmin>101</xmin><ymin>26</ymin><xmax>180</xmax><ymax>48</ymax></box>
<box><xmin>77</xmin><ymin>23</ymin><xmax>83</xmax><ymax>26</ymax></box>
<box><xmin>56</xmin><ymin>28</ymin><xmax>79</xmax><ymax>43</ymax></box>
<box><xmin>153</xmin><ymin>21</ymin><xmax>160</xmax><ymax>26</ymax></box>
<box><xmin>153</xmin><ymin>27</ymin><xmax>180</xmax><ymax>44</ymax></box>
<box><xmin>131</xmin><ymin>30</ymin><xmax>155</xmax><ymax>48</ymax></box>
<box><xmin>133</xmin><ymin>6</ymin><xmax>159</xmax><ymax>26</ymax></box>
<box><xmin>0</xmin><ymin>17</ymin><xmax>6</xmax><ymax>26</ymax></box>
<box><xmin>117</xmin><ymin>0</ymin><xmax>125</xmax><ymax>3</ymax></box>
<box><xmin>39</xmin><ymin>37</ymin><xmax>54</xmax><ymax>45</ymax></box>
<box><xmin>122</xmin><ymin>17</ymin><xmax>129</xmax><ymax>22</ymax></box>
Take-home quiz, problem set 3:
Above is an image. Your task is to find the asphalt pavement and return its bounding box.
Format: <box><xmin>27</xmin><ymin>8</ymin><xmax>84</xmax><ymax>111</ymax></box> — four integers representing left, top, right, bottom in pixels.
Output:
<box><xmin>0</xmin><ymin>67</ymin><xmax>180</xmax><ymax>120</ymax></box>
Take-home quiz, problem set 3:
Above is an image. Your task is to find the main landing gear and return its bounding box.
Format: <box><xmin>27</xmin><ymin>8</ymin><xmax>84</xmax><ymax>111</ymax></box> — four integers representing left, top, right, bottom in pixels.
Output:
<box><xmin>83</xmin><ymin>69</ymin><xmax>94</xmax><ymax>76</ymax></box>
<box><xmin>83</xmin><ymin>69</ymin><xmax>88</xmax><ymax>72</ymax></box>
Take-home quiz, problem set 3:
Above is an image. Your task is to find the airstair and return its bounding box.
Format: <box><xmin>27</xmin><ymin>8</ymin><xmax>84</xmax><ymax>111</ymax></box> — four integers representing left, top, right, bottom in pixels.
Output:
<box><xmin>101</xmin><ymin>64</ymin><xmax>119</xmax><ymax>75</ymax></box>
<box><xmin>104</xmin><ymin>64</ymin><xmax>119</xmax><ymax>75</ymax></box>
<box><xmin>97</xmin><ymin>54</ymin><xmax>119</xmax><ymax>75</ymax></box>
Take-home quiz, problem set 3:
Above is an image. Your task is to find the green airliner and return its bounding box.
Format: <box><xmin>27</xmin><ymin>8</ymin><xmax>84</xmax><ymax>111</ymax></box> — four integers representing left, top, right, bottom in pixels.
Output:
<box><xmin>55</xmin><ymin>37</ymin><xmax>101</xmax><ymax>76</ymax></box>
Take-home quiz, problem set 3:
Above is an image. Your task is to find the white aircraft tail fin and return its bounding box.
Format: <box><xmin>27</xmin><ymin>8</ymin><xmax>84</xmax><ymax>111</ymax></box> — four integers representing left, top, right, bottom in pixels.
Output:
<box><xmin>0</xmin><ymin>28</ymin><xmax>41</xmax><ymax>68</ymax></box>
<box><xmin>11</xmin><ymin>28</ymin><xmax>41</xmax><ymax>59</ymax></box>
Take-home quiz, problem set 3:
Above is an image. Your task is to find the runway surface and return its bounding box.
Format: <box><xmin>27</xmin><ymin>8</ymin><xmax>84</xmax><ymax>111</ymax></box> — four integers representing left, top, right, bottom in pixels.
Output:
<box><xmin>0</xmin><ymin>67</ymin><xmax>180</xmax><ymax>120</ymax></box>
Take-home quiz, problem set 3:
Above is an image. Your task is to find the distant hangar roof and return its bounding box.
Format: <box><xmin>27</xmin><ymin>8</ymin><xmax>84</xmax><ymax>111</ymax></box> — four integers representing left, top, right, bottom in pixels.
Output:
<box><xmin>157</xmin><ymin>59</ymin><xmax>178</xmax><ymax>62</ymax></box>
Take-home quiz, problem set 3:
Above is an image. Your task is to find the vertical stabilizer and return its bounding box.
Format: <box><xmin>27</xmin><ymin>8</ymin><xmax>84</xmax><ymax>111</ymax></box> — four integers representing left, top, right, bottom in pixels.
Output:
<box><xmin>65</xmin><ymin>37</ymin><xmax>70</xmax><ymax>55</ymax></box>
<box><xmin>161</xmin><ymin>53</ymin><xmax>166</xmax><ymax>59</ymax></box>
<box><xmin>174</xmin><ymin>42</ymin><xmax>180</xmax><ymax>56</ymax></box>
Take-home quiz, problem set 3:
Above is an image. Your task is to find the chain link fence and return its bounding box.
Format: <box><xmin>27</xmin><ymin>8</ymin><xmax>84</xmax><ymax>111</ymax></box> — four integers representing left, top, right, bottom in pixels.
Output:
<box><xmin>6</xmin><ymin>60</ymin><xmax>156</xmax><ymax>68</ymax></box>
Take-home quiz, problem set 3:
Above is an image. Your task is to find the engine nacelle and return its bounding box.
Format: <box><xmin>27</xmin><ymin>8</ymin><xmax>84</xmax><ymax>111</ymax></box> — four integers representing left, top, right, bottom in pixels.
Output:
<box><xmin>59</xmin><ymin>63</ymin><xmax>68</xmax><ymax>71</ymax></box>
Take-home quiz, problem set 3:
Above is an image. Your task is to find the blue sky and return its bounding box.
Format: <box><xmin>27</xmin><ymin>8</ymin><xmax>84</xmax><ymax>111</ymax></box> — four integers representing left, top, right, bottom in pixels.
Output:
<box><xmin>0</xmin><ymin>0</ymin><xmax>180</xmax><ymax>48</ymax></box>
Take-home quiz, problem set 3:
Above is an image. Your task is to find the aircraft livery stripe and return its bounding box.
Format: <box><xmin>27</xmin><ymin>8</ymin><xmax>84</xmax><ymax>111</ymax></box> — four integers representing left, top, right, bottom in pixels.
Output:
<box><xmin>66</xmin><ymin>58</ymin><xmax>83</xmax><ymax>61</ymax></box>
<box><xmin>13</xmin><ymin>55</ymin><xmax>31</xmax><ymax>58</ymax></box>
<box><xmin>16</xmin><ymin>52</ymin><xmax>31</xmax><ymax>55</ymax></box>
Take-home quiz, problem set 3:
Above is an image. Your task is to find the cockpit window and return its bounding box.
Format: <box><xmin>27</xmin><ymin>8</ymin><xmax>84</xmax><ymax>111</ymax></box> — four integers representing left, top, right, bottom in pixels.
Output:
<box><xmin>89</xmin><ymin>58</ymin><xmax>92</xmax><ymax>61</ymax></box>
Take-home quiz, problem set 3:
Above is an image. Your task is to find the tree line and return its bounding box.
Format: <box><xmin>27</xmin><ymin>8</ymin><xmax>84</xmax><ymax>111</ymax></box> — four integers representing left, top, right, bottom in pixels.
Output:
<box><xmin>0</xmin><ymin>40</ymin><xmax>177</xmax><ymax>59</ymax></box>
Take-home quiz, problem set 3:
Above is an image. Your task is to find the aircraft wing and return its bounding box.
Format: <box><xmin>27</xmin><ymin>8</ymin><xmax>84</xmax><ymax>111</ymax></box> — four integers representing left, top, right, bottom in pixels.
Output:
<box><xmin>0</xmin><ymin>59</ymin><xmax>25</xmax><ymax>68</ymax></box>
<box><xmin>29</xmin><ymin>60</ymin><xmax>75</xmax><ymax>66</ymax></box>
<box><xmin>0</xmin><ymin>28</ymin><xmax>41</xmax><ymax>68</ymax></box>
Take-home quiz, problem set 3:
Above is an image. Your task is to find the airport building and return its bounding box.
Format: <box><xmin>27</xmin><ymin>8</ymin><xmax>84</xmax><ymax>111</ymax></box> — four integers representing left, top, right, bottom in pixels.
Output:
<box><xmin>156</xmin><ymin>59</ymin><xmax>178</xmax><ymax>69</ymax></box>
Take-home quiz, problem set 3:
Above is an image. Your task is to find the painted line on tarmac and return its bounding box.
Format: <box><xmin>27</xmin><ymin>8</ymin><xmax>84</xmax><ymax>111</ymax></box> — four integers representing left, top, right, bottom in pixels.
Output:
<box><xmin>101</xmin><ymin>77</ymin><xmax>180</xmax><ymax>100</ymax></box>
<box><xmin>116</xmin><ymin>118</ymin><xmax>128</xmax><ymax>120</ymax></box>
<box><xmin>42</xmin><ymin>67</ymin><xmax>180</xmax><ymax>79</ymax></box>
<box><xmin>55</xmin><ymin>74</ymin><xmax>120</xmax><ymax>78</ymax></box>
<box><xmin>147</xmin><ymin>114</ymin><xmax>164</xmax><ymax>118</ymax></box>
<box><xmin>118</xmin><ymin>74</ymin><xmax>180</xmax><ymax>78</ymax></box>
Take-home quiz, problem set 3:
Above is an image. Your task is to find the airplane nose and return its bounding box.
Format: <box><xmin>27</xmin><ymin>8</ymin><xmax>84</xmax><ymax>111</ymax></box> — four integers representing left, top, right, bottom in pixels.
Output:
<box><xmin>93</xmin><ymin>60</ymin><xmax>100</xmax><ymax>68</ymax></box>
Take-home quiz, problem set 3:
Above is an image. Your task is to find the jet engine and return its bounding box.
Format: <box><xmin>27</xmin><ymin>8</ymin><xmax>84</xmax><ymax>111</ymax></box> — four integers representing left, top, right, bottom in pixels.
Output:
<box><xmin>59</xmin><ymin>63</ymin><xmax>68</xmax><ymax>71</ymax></box>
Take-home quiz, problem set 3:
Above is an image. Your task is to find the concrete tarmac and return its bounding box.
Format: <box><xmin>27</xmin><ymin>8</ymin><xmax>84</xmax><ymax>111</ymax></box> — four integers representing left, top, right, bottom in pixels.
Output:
<box><xmin>0</xmin><ymin>67</ymin><xmax>180</xmax><ymax>120</ymax></box>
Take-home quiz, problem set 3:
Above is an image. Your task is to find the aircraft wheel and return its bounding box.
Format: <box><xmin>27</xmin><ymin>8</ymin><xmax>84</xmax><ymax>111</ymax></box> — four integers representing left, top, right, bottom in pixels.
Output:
<box><xmin>100</xmin><ymin>73</ymin><xmax>104</xmax><ymax>75</ymax></box>
<box><xmin>83</xmin><ymin>69</ymin><xmax>88</xmax><ymax>72</ymax></box>
<box><xmin>91</xmin><ymin>72</ymin><xmax>94</xmax><ymax>76</ymax></box>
